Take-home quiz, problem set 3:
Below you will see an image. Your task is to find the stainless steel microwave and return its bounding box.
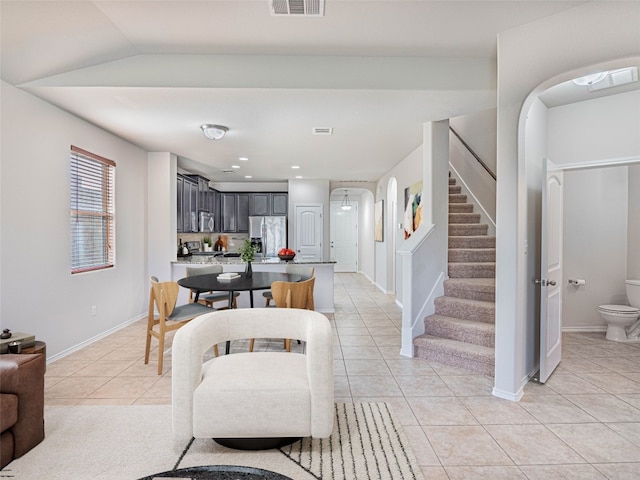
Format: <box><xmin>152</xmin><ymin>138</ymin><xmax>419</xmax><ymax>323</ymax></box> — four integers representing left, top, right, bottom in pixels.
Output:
<box><xmin>199</xmin><ymin>212</ymin><xmax>215</xmax><ymax>232</ymax></box>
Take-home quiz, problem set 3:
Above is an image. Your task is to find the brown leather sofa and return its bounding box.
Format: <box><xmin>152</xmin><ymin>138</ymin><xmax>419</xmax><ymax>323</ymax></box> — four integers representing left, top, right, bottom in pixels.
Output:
<box><xmin>0</xmin><ymin>354</ymin><xmax>45</xmax><ymax>469</ymax></box>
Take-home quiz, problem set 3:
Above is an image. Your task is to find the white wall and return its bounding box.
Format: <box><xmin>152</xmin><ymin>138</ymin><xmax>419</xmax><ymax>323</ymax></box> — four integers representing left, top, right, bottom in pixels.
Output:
<box><xmin>0</xmin><ymin>81</ymin><xmax>148</xmax><ymax>359</ymax></box>
<box><xmin>548</xmin><ymin>90</ymin><xmax>640</xmax><ymax>164</ymax></box>
<box><xmin>375</xmin><ymin>145</ymin><xmax>423</xmax><ymax>295</ymax></box>
<box><xmin>563</xmin><ymin>167</ymin><xmax>629</xmax><ymax>329</ymax></box>
<box><xmin>495</xmin><ymin>1</ymin><xmax>640</xmax><ymax>400</ymax></box>
<box><xmin>450</xmin><ymin>109</ymin><xmax>497</xmax><ymax>173</ymax></box>
<box><xmin>629</xmin><ymin>164</ymin><xmax>640</xmax><ymax>280</ymax></box>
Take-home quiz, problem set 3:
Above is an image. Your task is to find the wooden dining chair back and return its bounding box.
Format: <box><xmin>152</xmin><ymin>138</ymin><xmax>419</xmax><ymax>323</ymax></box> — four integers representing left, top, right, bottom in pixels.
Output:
<box><xmin>145</xmin><ymin>277</ymin><xmax>215</xmax><ymax>374</ymax></box>
<box><xmin>269</xmin><ymin>276</ymin><xmax>316</xmax><ymax>351</ymax></box>
<box><xmin>263</xmin><ymin>266</ymin><xmax>314</xmax><ymax>306</ymax></box>
<box><xmin>185</xmin><ymin>265</ymin><xmax>239</xmax><ymax>309</ymax></box>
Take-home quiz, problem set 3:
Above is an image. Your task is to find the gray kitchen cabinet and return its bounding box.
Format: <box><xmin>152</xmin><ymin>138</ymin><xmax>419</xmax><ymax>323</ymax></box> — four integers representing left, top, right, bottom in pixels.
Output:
<box><xmin>237</xmin><ymin>193</ymin><xmax>250</xmax><ymax>232</ymax></box>
<box><xmin>183</xmin><ymin>176</ymin><xmax>198</xmax><ymax>232</ymax></box>
<box><xmin>221</xmin><ymin>193</ymin><xmax>237</xmax><ymax>233</ymax></box>
<box><xmin>249</xmin><ymin>193</ymin><xmax>270</xmax><ymax>216</ymax></box>
<box><xmin>271</xmin><ymin>193</ymin><xmax>288</xmax><ymax>215</ymax></box>
<box><xmin>177</xmin><ymin>175</ymin><xmax>184</xmax><ymax>232</ymax></box>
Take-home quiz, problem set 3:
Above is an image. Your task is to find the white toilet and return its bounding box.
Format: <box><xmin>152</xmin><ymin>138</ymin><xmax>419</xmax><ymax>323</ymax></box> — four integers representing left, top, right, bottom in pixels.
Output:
<box><xmin>598</xmin><ymin>280</ymin><xmax>640</xmax><ymax>342</ymax></box>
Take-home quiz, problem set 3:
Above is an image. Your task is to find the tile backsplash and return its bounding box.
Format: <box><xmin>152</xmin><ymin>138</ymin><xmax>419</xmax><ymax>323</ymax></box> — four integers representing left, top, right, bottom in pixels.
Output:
<box><xmin>177</xmin><ymin>232</ymin><xmax>248</xmax><ymax>252</ymax></box>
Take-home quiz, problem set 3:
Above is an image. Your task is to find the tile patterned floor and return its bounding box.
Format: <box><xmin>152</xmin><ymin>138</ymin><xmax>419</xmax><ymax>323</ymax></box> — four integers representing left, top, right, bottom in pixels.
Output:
<box><xmin>45</xmin><ymin>273</ymin><xmax>640</xmax><ymax>479</ymax></box>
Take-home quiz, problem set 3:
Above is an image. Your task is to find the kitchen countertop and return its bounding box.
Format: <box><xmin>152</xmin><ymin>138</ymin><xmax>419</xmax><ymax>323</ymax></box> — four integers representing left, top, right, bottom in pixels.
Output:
<box><xmin>174</xmin><ymin>255</ymin><xmax>336</xmax><ymax>265</ymax></box>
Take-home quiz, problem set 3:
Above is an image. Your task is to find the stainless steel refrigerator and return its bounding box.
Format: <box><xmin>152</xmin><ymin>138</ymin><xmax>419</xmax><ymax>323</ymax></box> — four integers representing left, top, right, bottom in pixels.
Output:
<box><xmin>248</xmin><ymin>216</ymin><xmax>287</xmax><ymax>257</ymax></box>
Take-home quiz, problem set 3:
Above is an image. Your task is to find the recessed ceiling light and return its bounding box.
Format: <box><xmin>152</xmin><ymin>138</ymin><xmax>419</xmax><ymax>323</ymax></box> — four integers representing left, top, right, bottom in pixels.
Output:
<box><xmin>291</xmin><ymin>165</ymin><xmax>300</xmax><ymax>169</ymax></box>
<box><xmin>232</xmin><ymin>165</ymin><xmax>240</xmax><ymax>169</ymax></box>
<box><xmin>244</xmin><ymin>175</ymin><xmax>252</xmax><ymax>179</ymax></box>
<box><xmin>239</xmin><ymin>157</ymin><xmax>248</xmax><ymax>161</ymax></box>
<box><xmin>295</xmin><ymin>175</ymin><xmax>303</xmax><ymax>179</ymax></box>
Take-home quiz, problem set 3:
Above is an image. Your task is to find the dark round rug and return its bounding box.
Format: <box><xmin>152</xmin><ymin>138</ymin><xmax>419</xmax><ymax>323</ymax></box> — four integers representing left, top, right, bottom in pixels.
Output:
<box><xmin>138</xmin><ymin>465</ymin><xmax>293</xmax><ymax>480</ymax></box>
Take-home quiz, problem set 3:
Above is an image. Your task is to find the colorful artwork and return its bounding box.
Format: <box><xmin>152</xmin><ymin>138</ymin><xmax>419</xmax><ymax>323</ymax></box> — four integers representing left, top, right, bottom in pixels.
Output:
<box><xmin>404</xmin><ymin>181</ymin><xmax>423</xmax><ymax>239</ymax></box>
<box><xmin>374</xmin><ymin>200</ymin><xmax>384</xmax><ymax>242</ymax></box>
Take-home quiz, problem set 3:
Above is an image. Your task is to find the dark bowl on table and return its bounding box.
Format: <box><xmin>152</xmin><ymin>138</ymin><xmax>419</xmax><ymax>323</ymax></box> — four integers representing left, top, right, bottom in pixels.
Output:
<box><xmin>278</xmin><ymin>254</ymin><xmax>296</xmax><ymax>261</ymax></box>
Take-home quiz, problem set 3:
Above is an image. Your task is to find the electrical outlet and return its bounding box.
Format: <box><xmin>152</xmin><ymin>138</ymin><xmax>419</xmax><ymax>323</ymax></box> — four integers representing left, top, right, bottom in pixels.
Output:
<box><xmin>91</xmin><ymin>306</ymin><xmax>97</xmax><ymax>316</ymax></box>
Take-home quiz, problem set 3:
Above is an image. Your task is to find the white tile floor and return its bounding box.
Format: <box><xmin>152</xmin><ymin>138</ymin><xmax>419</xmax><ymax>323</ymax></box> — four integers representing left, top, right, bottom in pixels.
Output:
<box><xmin>44</xmin><ymin>273</ymin><xmax>640</xmax><ymax>478</ymax></box>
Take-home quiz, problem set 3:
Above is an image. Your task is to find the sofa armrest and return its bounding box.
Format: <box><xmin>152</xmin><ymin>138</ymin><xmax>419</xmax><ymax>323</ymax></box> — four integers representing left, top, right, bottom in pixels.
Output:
<box><xmin>0</xmin><ymin>354</ymin><xmax>45</xmax><ymax>458</ymax></box>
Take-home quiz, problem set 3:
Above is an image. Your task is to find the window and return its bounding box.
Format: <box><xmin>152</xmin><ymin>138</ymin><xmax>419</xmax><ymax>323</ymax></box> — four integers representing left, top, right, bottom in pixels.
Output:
<box><xmin>70</xmin><ymin>146</ymin><xmax>116</xmax><ymax>274</ymax></box>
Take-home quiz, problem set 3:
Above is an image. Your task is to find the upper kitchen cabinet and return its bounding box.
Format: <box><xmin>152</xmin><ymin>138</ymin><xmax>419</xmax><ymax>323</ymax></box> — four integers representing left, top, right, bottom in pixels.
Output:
<box><xmin>180</xmin><ymin>174</ymin><xmax>198</xmax><ymax>232</ymax></box>
<box><xmin>271</xmin><ymin>193</ymin><xmax>288</xmax><ymax>215</ymax></box>
<box><xmin>249</xmin><ymin>193</ymin><xmax>270</xmax><ymax>216</ymax></box>
<box><xmin>221</xmin><ymin>193</ymin><xmax>250</xmax><ymax>233</ymax></box>
<box><xmin>248</xmin><ymin>193</ymin><xmax>288</xmax><ymax>216</ymax></box>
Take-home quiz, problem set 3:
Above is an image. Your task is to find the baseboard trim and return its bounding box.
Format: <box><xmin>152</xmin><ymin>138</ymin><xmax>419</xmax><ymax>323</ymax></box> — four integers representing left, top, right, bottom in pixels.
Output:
<box><xmin>492</xmin><ymin>386</ymin><xmax>524</xmax><ymax>402</ymax></box>
<box><xmin>46</xmin><ymin>313</ymin><xmax>146</xmax><ymax>364</ymax></box>
<box><xmin>562</xmin><ymin>326</ymin><xmax>607</xmax><ymax>333</ymax></box>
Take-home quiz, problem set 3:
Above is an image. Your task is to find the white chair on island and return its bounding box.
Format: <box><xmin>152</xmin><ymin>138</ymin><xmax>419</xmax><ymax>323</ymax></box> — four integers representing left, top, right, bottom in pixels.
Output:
<box><xmin>172</xmin><ymin>308</ymin><xmax>334</xmax><ymax>450</ymax></box>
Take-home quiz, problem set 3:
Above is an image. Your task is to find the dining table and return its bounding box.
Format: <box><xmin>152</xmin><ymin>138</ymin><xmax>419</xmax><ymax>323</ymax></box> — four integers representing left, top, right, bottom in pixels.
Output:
<box><xmin>177</xmin><ymin>271</ymin><xmax>302</xmax><ymax>354</ymax></box>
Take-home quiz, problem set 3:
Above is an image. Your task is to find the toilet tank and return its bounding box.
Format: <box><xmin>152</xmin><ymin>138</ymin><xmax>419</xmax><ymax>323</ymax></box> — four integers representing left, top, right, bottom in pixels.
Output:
<box><xmin>626</xmin><ymin>280</ymin><xmax>640</xmax><ymax>308</ymax></box>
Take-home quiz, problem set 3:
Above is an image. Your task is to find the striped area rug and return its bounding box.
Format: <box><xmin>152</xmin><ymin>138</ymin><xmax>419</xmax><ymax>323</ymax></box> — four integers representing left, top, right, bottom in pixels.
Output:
<box><xmin>279</xmin><ymin>402</ymin><xmax>421</xmax><ymax>480</ymax></box>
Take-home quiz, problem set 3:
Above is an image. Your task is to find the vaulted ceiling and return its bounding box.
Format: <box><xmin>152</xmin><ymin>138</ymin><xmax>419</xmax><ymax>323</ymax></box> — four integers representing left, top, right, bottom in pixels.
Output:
<box><xmin>1</xmin><ymin>1</ymin><xmax>584</xmax><ymax>183</ymax></box>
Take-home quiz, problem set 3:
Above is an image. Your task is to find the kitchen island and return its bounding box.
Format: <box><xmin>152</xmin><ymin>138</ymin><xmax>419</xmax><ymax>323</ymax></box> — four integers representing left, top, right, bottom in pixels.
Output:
<box><xmin>172</xmin><ymin>256</ymin><xmax>335</xmax><ymax>313</ymax></box>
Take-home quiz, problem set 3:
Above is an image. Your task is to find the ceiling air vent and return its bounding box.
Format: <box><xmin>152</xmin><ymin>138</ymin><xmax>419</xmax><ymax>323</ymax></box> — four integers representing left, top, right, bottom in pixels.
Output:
<box><xmin>270</xmin><ymin>0</ymin><xmax>325</xmax><ymax>16</ymax></box>
<box><xmin>221</xmin><ymin>169</ymin><xmax>236</xmax><ymax>174</ymax></box>
<box><xmin>312</xmin><ymin>127</ymin><xmax>333</xmax><ymax>135</ymax></box>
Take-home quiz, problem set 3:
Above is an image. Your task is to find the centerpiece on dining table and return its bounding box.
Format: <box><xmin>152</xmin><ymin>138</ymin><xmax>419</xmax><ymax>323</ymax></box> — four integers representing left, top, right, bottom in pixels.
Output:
<box><xmin>238</xmin><ymin>239</ymin><xmax>260</xmax><ymax>278</ymax></box>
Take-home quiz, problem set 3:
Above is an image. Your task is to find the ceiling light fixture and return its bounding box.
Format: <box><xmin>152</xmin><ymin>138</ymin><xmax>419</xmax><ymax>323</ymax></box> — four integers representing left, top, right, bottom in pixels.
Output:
<box><xmin>232</xmin><ymin>165</ymin><xmax>240</xmax><ymax>169</ymax></box>
<box><xmin>291</xmin><ymin>165</ymin><xmax>300</xmax><ymax>169</ymax></box>
<box><xmin>239</xmin><ymin>157</ymin><xmax>248</xmax><ymax>161</ymax></box>
<box><xmin>572</xmin><ymin>72</ymin><xmax>608</xmax><ymax>86</ymax></box>
<box><xmin>200</xmin><ymin>124</ymin><xmax>228</xmax><ymax>140</ymax></box>
<box><xmin>341</xmin><ymin>190</ymin><xmax>352</xmax><ymax>211</ymax></box>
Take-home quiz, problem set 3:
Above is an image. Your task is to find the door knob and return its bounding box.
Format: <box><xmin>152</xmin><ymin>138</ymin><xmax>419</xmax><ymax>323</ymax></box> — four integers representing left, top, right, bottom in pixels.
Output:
<box><xmin>547</xmin><ymin>280</ymin><xmax>556</xmax><ymax>286</ymax></box>
<box><xmin>535</xmin><ymin>279</ymin><xmax>556</xmax><ymax>286</ymax></box>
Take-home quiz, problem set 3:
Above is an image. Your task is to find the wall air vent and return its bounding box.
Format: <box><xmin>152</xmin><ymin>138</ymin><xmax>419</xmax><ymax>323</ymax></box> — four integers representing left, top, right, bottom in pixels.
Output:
<box><xmin>312</xmin><ymin>127</ymin><xmax>333</xmax><ymax>135</ymax></box>
<box><xmin>270</xmin><ymin>0</ymin><xmax>325</xmax><ymax>16</ymax></box>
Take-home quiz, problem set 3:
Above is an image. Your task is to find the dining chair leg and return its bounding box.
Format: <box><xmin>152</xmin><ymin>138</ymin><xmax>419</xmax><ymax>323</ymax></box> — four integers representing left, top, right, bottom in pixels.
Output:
<box><xmin>213</xmin><ymin>344</ymin><xmax>219</xmax><ymax>357</ymax></box>
<box><xmin>285</xmin><ymin>339</ymin><xmax>291</xmax><ymax>352</ymax></box>
<box><xmin>249</xmin><ymin>338</ymin><xmax>255</xmax><ymax>352</ymax></box>
<box><xmin>265</xmin><ymin>298</ymin><xmax>271</xmax><ymax>307</ymax></box>
<box><xmin>157</xmin><ymin>331</ymin><xmax>165</xmax><ymax>375</ymax></box>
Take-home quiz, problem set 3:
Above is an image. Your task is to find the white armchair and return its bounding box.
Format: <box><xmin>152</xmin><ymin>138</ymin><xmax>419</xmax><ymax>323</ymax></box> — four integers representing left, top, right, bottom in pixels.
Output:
<box><xmin>172</xmin><ymin>308</ymin><xmax>334</xmax><ymax>449</ymax></box>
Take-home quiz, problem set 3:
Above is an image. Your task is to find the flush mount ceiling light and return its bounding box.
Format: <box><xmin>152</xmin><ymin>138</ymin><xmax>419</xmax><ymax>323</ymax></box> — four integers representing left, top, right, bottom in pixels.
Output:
<box><xmin>572</xmin><ymin>72</ymin><xmax>608</xmax><ymax>86</ymax></box>
<box><xmin>341</xmin><ymin>190</ymin><xmax>352</xmax><ymax>211</ymax></box>
<box><xmin>200</xmin><ymin>124</ymin><xmax>228</xmax><ymax>140</ymax></box>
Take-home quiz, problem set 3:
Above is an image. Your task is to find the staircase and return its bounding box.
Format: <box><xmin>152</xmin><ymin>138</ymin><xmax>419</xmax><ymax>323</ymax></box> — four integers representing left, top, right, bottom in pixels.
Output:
<box><xmin>413</xmin><ymin>176</ymin><xmax>496</xmax><ymax>376</ymax></box>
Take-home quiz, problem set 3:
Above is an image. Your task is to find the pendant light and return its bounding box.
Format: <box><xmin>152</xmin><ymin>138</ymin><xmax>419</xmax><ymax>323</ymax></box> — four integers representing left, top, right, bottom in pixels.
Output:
<box><xmin>341</xmin><ymin>190</ymin><xmax>352</xmax><ymax>211</ymax></box>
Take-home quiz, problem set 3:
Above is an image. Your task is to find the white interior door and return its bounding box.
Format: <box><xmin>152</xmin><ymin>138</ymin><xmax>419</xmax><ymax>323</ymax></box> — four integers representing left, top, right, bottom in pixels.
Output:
<box><xmin>539</xmin><ymin>159</ymin><xmax>564</xmax><ymax>383</ymax></box>
<box><xmin>330</xmin><ymin>201</ymin><xmax>358</xmax><ymax>272</ymax></box>
<box><xmin>295</xmin><ymin>204</ymin><xmax>323</xmax><ymax>261</ymax></box>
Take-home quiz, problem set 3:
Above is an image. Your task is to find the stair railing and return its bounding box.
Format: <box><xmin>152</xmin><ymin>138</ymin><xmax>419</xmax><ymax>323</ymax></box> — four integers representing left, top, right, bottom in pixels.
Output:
<box><xmin>449</xmin><ymin>127</ymin><xmax>496</xmax><ymax>181</ymax></box>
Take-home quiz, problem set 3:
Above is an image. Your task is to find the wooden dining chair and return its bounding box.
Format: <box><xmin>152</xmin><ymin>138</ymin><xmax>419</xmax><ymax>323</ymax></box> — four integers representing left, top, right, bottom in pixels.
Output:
<box><xmin>145</xmin><ymin>277</ymin><xmax>216</xmax><ymax>375</ymax></box>
<box><xmin>250</xmin><ymin>276</ymin><xmax>316</xmax><ymax>352</ymax></box>
<box><xmin>185</xmin><ymin>265</ymin><xmax>239</xmax><ymax>309</ymax></box>
<box><xmin>263</xmin><ymin>265</ymin><xmax>314</xmax><ymax>306</ymax></box>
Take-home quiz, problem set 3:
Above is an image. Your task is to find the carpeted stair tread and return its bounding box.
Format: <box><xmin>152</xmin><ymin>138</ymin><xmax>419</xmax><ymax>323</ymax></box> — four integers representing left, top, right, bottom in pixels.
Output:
<box><xmin>435</xmin><ymin>296</ymin><xmax>495</xmax><ymax>323</ymax></box>
<box><xmin>424</xmin><ymin>314</ymin><xmax>495</xmax><ymax>347</ymax></box>
<box><xmin>449</xmin><ymin>185</ymin><xmax>462</xmax><ymax>194</ymax></box>
<box><xmin>413</xmin><ymin>336</ymin><xmax>495</xmax><ymax>376</ymax></box>
<box><xmin>449</xmin><ymin>235</ymin><xmax>496</xmax><ymax>248</ymax></box>
<box><xmin>449</xmin><ymin>203</ymin><xmax>474</xmax><ymax>213</ymax></box>
<box><xmin>449</xmin><ymin>224</ymin><xmax>488</xmax><ymax>236</ymax></box>
<box><xmin>448</xmin><ymin>248</ymin><xmax>496</xmax><ymax>263</ymax></box>
<box><xmin>448</xmin><ymin>262</ymin><xmax>495</xmax><ymax>279</ymax></box>
<box><xmin>449</xmin><ymin>177</ymin><xmax>456</xmax><ymax>185</ymax></box>
<box><xmin>444</xmin><ymin>278</ymin><xmax>495</xmax><ymax>302</ymax></box>
<box><xmin>449</xmin><ymin>213</ymin><xmax>481</xmax><ymax>224</ymax></box>
<box><xmin>449</xmin><ymin>193</ymin><xmax>468</xmax><ymax>203</ymax></box>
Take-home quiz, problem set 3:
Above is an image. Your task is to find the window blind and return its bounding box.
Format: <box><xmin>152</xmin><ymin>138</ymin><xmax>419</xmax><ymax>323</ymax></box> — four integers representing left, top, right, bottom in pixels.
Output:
<box><xmin>70</xmin><ymin>146</ymin><xmax>116</xmax><ymax>274</ymax></box>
